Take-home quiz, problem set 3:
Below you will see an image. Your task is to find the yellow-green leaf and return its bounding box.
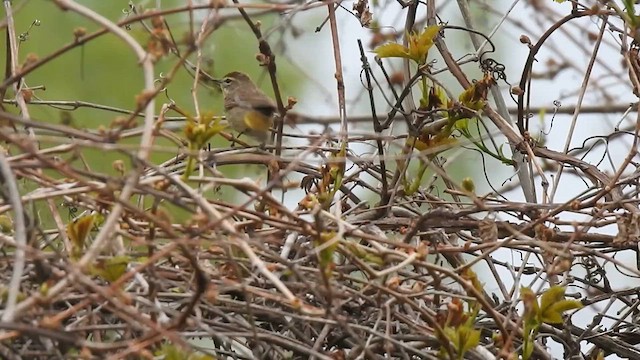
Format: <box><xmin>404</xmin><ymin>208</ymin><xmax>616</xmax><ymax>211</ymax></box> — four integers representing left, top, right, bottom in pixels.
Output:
<box><xmin>406</xmin><ymin>135</ymin><xmax>457</xmax><ymax>153</ymax></box>
<box><xmin>67</xmin><ymin>213</ymin><xmax>98</xmax><ymax>259</ymax></box>
<box><xmin>454</xmin><ymin>117</ymin><xmax>470</xmax><ymax>133</ymax></box>
<box><xmin>461</xmin><ymin>268</ymin><xmax>482</xmax><ymax>293</ymax></box>
<box><xmin>90</xmin><ymin>255</ymin><xmax>130</xmax><ymax>283</ymax></box>
<box><xmin>372</xmin><ymin>43</ymin><xmax>410</xmax><ymax>59</ymax></box>
<box><xmin>541</xmin><ymin>299</ymin><xmax>583</xmax><ymax>324</ymax></box>
<box><xmin>421</xmin><ymin>83</ymin><xmax>449</xmax><ymax>111</ymax></box>
<box><xmin>184</xmin><ymin>112</ymin><xmax>225</xmax><ymax>148</ymax></box>
<box><xmin>460</xmin><ymin>326</ymin><xmax>481</xmax><ymax>355</ymax></box>
<box><xmin>315</xmin><ymin>232</ymin><xmax>339</xmax><ymax>276</ymax></box>
<box><xmin>523</xmin><ymin>338</ymin><xmax>534</xmax><ymax>360</ymax></box>
<box><xmin>458</xmin><ymin>74</ymin><xmax>496</xmax><ymax>111</ymax></box>
<box><xmin>430</xmin><ymin>84</ymin><xmax>448</xmax><ymax>109</ymax></box>
<box><xmin>101</xmin><ymin>255</ymin><xmax>130</xmax><ymax>283</ymax></box>
<box><xmin>0</xmin><ymin>215</ymin><xmax>12</xmax><ymax>234</ymax></box>
<box><xmin>461</xmin><ymin>177</ymin><xmax>475</xmax><ymax>193</ymax></box>
<box><xmin>444</xmin><ymin>325</ymin><xmax>480</xmax><ymax>359</ymax></box>
<box><xmin>459</xmin><ymin>86</ymin><xmax>486</xmax><ymax>111</ymax></box>
<box><xmin>408</xmin><ymin>25</ymin><xmax>440</xmax><ymax>63</ymax></box>
<box><xmin>530</xmin><ymin>286</ymin><xmax>584</xmax><ymax>325</ymax></box>
<box><xmin>373</xmin><ymin>25</ymin><xmax>440</xmax><ymax>64</ymax></box>
<box><xmin>540</xmin><ymin>285</ymin><xmax>566</xmax><ymax>313</ymax></box>
<box><xmin>520</xmin><ymin>287</ymin><xmax>539</xmax><ymax>323</ymax></box>
<box><xmin>156</xmin><ymin>343</ymin><xmax>183</xmax><ymax>360</ymax></box>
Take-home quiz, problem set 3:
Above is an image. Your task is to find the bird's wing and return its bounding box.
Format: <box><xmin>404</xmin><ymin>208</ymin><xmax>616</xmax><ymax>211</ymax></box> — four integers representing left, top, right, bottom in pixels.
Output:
<box><xmin>225</xmin><ymin>89</ymin><xmax>276</xmax><ymax>115</ymax></box>
<box><xmin>248</xmin><ymin>89</ymin><xmax>277</xmax><ymax>116</ymax></box>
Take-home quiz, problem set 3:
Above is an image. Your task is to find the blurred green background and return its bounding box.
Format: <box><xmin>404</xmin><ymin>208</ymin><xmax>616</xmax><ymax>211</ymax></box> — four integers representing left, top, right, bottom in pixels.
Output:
<box><xmin>4</xmin><ymin>0</ymin><xmax>300</xmax><ymax>175</ymax></box>
<box><xmin>0</xmin><ymin>1</ymin><xmax>311</xmax><ymax>226</ymax></box>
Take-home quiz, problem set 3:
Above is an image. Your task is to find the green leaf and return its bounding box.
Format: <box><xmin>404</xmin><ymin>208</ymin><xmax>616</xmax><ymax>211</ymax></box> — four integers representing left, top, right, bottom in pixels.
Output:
<box><xmin>523</xmin><ymin>337</ymin><xmax>534</xmax><ymax>360</ymax></box>
<box><xmin>315</xmin><ymin>232</ymin><xmax>339</xmax><ymax>276</ymax></box>
<box><xmin>419</xmin><ymin>79</ymin><xmax>429</xmax><ymax>109</ymax></box>
<box><xmin>624</xmin><ymin>0</ymin><xmax>639</xmax><ymax>27</ymax></box>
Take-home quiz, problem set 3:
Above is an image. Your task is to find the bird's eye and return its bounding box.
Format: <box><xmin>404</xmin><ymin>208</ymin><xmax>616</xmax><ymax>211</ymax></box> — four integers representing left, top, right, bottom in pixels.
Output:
<box><xmin>223</xmin><ymin>78</ymin><xmax>233</xmax><ymax>85</ymax></box>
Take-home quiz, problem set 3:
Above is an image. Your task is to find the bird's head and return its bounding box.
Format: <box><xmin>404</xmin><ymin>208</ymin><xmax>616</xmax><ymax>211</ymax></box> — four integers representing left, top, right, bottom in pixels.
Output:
<box><xmin>215</xmin><ymin>71</ymin><xmax>254</xmax><ymax>94</ymax></box>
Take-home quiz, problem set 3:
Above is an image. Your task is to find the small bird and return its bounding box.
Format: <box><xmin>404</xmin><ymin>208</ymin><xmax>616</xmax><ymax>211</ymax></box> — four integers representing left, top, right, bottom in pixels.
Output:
<box><xmin>214</xmin><ymin>71</ymin><xmax>276</xmax><ymax>144</ymax></box>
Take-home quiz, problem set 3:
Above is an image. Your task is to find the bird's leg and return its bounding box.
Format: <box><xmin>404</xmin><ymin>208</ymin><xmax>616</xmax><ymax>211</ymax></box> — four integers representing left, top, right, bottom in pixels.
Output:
<box><xmin>230</xmin><ymin>131</ymin><xmax>245</xmax><ymax>148</ymax></box>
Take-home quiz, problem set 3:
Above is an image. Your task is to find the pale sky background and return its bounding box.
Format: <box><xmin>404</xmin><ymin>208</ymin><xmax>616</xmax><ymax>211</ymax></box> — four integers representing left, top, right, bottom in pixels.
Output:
<box><xmin>281</xmin><ymin>1</ymin><xmax>637</xmax><ymax>358</ymax></box>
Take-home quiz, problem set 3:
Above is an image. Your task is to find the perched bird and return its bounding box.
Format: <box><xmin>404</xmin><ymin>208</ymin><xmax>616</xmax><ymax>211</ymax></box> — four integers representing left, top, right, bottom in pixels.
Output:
<box><xmin>214</xmin><ymin>71</ymin><xmax>276</xmax><ymax>143</ymax></box>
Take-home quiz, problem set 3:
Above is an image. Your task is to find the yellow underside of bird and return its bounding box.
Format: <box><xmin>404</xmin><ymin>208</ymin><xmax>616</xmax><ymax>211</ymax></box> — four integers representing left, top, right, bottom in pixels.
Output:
<box><xmin>243</xmin><ymin>110</ymin><xmax>272</xmax><ymax>132</ymax></box>
<box><xmin>226</xmin><ymin>107</ymin><xmax>273</xmax><ymax>143</ymax></box>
